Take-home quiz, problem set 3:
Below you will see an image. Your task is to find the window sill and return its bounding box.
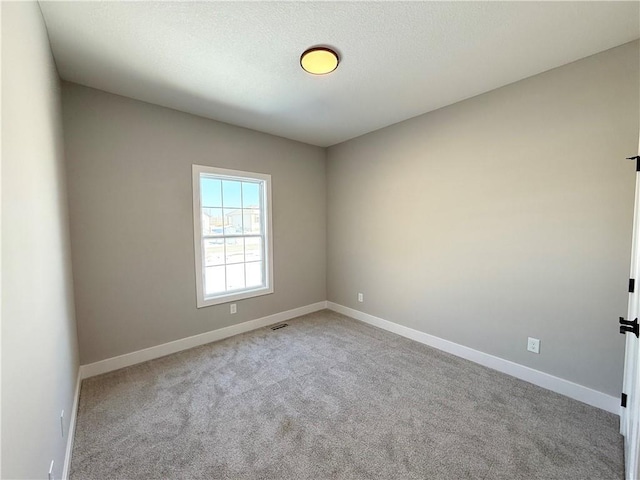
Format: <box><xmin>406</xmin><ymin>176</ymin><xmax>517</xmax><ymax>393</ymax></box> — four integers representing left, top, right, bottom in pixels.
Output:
<box><xmin>196</xmin><ymin>286</ymin><xmax>274</xmax><ymax>308</ymax></box>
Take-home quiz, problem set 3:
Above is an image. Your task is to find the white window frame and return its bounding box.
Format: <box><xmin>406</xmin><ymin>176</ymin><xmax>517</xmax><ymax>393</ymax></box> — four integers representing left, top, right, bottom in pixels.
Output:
<box><xmin>192</xmin><ymin>164</ymin><xmax>274</xmax><ymax>308</ymax></box>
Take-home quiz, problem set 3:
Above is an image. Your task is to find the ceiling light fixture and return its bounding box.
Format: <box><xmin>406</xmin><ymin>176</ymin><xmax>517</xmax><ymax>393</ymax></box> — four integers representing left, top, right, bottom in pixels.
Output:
<box><xmin>300</xmin><ymin>47</ymin><xmax>339</xmax><ymax>75</ymax></box>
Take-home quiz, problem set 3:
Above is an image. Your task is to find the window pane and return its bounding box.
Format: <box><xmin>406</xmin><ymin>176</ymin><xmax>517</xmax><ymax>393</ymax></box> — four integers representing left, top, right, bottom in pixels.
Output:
<box><xmin>222</xmin><ymin>180</ymin><xmax>242</xmax><ymax>208</ymax></box>
<box><xmin>242</xmin><ymin>182</ymin><xmax>260</xmax><ymax>208</ymax></box>
<box><xmin>202</xmin><ymin>208</ymin><xmax>223</xmax><ymax>236</ymax></box>
<box><xmin>223</xmin><ymin>208</ymin><xmax>242</xmax><ymax>234</ymax></box>
<box><xmin>225</xmin><ymin>238</ymin><xmax>244</xmax><ymax>264</ymax></box>
<box><xmin>226</xmin><ymin>264</ymin><xmax>245</xmax><ymax>291</ymax></box>
<box><xmin>201</xmin><ymin>178</ymin><xmax>222</xmax><ymax>207</ymax></box>
<box><xmin>204</xmin><ymin>239</ymin><xmax>224</xmax><ymax>266</ymax></box>
<box><xmin>243</xmin><ymin>209</ymin><xmax>261</xmax><ymax>234</ymax></box>
<box><xmin>205</xmin><ymin>266</ymin><xmax>225</xmax><ymax>294</ymax></box>
<box><xmin>246</xmin><ymin>262</ymin><xmax>263</xmax><ymax>288</ymax></box>
<box><xmin>245</xmin><ymin>237</ymin><xmax>262</xmax><ymax>262</ymax></box>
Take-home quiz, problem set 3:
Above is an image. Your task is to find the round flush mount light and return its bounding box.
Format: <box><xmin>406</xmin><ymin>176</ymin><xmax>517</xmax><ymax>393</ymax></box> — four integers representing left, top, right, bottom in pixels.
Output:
<box><xmin>300</xmin><ymin>47</ymin><xmax>339</xmax><ymax>75</ymax></box>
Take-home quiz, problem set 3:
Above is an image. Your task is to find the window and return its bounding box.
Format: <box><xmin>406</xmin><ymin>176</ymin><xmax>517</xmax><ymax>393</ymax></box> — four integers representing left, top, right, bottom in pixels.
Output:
<box><xmin>192</xmin><ymin>165</ymin><xmax>273</xmax><ymax>307</ymax></box>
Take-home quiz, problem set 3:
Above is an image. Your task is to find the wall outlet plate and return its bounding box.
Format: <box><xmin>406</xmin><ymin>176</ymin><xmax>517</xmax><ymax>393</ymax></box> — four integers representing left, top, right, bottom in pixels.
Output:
<box><xmin>230</xmin><ymin>304</ymin><xmax>237</xmax><ymax>314</ymax></box>
<box><xmin>527</xmin><ymin>337</ymin><xmax>540</xmax><ymax>354</ymax></box>
<box><xmin>357</xmin><ymin>293</ymin><xmax>364</xmax><ymax>303</ymax></box>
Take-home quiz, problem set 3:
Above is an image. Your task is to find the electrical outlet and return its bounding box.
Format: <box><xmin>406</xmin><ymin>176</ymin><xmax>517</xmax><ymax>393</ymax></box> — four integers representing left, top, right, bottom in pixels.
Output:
<box><xmin>527</xmin><ymin>337</ymin><xmax>540</xmax><ymax>354</ymax></box>
<box><xmin>48</xmin><ymin>460</ymin><xmax>55</xmax><ymax>480</ymax></box>
<box><xmin>357</xmin><ymin>293</ymin><xmax>364</xmax><ymax>303</ymax></box>
<box><xmin>60</xmin><ymin>410</ymin><xmax>64</xmax><ymax>437</ymax></box>
<box><xmin>230</xmin><ymin>304</ymin><xmax>237</xmax><ymax>314</ymax></box>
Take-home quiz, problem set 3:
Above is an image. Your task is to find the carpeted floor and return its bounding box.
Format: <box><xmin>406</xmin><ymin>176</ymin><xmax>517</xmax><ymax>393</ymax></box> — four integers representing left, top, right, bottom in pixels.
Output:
<box><xmin>71</xmin><ymin>309</ymin><xmax>623</xmax><ymax>479</ymax></box>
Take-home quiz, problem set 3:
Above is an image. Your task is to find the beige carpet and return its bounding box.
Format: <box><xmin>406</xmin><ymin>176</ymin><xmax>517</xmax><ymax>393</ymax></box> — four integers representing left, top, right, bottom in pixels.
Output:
<box><xmin>70</xmin><ymin>309</ymin><xmax>623</xmax><ymax>479</ymax></box>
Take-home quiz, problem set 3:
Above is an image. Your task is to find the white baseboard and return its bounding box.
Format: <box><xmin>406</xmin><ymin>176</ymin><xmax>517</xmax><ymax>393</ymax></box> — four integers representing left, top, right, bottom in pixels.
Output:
<box><xmin>327</xmin><ymin>302</ymin><xmax>620</xmax><ymax>415</ymax></box>
<box><xmin>79</xmin><ymin>301</ymin><xmax>328</xmax><ymax>379</ymax></box>
<box><xmin>62</xmin><ymin>369</ymin><xmax>81</xmax><ymax>480</ymax></box>
<box><xmin>76</xmin><ymin>299</ymin><xmax>619</xmax><ymax>413</ymax></box>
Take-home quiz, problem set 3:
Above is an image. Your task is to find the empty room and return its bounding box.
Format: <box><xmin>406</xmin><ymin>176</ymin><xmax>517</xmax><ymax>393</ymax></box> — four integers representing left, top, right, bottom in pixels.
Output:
<box><xmin>3</xmin><ymin>1</ymin><xmax>640</xmax><ymax>479</ymax></box>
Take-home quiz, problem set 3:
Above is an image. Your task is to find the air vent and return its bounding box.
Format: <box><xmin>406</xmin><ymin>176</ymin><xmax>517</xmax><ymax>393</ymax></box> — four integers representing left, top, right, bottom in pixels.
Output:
<box><xmin>271</xmin><ymin>323</ymin><xmax>288</xmax><ymax>331</ymax></box>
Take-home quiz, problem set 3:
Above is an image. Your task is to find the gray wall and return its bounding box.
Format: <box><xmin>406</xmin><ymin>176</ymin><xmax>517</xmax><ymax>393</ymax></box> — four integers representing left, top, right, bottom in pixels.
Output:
<box><xmin>1</xmin><ymin>3</ymin><xmax>80</xmax><ymax>479</ymax></box>
<box><xmin>327</xmin><ymin>41</ymin><xmax>639</xmax><ymax>397</ymax></box>
<box><xmin>62</xmin><ymin>83</ymin><xmax>327</xmax><ymax>365</ymax></box>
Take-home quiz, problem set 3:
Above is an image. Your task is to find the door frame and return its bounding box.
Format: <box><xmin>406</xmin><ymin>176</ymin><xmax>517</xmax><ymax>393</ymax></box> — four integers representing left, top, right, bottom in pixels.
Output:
<box><xmin>622</xmin><ymin>138</ymin><xmax>640</xmax><ymax>480</ymax></box>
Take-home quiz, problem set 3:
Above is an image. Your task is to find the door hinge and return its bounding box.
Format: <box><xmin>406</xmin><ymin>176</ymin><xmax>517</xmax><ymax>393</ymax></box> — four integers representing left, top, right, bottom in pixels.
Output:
<box><xmin>620</xmin><ymin>317</ymin><xmax>639</xmax><ymax>337</ymax></box>
<box><xmin>628</xmin><ymin>156</ymin><xmax>640</xmax><ymax>172</ymax></box>
<box><xmin>630</xmin><ymin>279</ymin><xmax>635</xmax><ymax>293</ymax></box>
<box><xmin>622</xmin><ymin>393</ymin><xmax>628</xmax><ymax>408</ymax></box>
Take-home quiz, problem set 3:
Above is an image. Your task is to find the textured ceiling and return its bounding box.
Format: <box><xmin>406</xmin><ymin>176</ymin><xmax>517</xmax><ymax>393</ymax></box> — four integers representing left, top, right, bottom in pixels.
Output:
<box><xmin>39</xmin><ymin>1</ymin><xmax>639</xmax><ymax>147</ymax></box>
